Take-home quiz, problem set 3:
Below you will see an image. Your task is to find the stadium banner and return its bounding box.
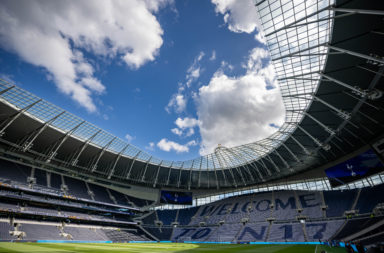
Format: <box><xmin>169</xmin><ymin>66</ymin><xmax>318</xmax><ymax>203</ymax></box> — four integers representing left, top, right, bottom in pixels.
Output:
<box><xmin>325</xmin><ymin>149</ymin><xmax>384</xmax><ymax>187</ymax></box>
<box><xmin>160</xmin><ymin>190</ymin><xmax>193</xmax><ymax>205</ymax></box>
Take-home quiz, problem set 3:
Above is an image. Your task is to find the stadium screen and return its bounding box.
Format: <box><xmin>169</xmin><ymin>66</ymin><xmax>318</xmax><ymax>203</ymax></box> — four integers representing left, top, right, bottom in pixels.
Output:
<box><xmin>160</xmin><ymin>190</ymin><xmax>193</xmax><ymax>205</ymax></box>
<box><xmin>325</xmin><ymin>149</ymin><xmax>384</xmax><ymax>188</ymax></box>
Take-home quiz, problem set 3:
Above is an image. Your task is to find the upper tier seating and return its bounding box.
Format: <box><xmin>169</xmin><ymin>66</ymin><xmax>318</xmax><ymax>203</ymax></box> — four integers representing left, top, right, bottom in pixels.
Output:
<box><xmin>34</xmin><ymin>169</ymin><xmax>47</xmax><ymax>187</ymax></box>
<box><xmin>177</xmin><ymin>207</ymin><xmax>199</xmax><ymax>225</ymax></box>
<box><xmin>355</xmin><ymin>184</ymin><xmax>384</xmax><ymax>214</ymax></box>
<box><xmin>0</xmin><ymin>160</ymin><xmax>29</xmax><ymax>184</ymax></box>
<box><xmin>0</xmin><ymin>158</ymin><xmax>151</xmax><ymax>208</ymax></box>
<box><xmin>65</xmin><ymin>176</ymin><xmax>91</xmax><ymax>200</ymax></box>
<box><xmin>323</xmin><ymin>189</ymin><xmax>357</xmax><ymax>217</ymax></box>
<box><xmin>157</xmin><ymin>210</ymin><xmax>177</xmax><ymax>225</ymax></box>
<box><xmin>88</xmin><ymin>184</ymin><xmax>112</xmax><ymax>203</ymax></box>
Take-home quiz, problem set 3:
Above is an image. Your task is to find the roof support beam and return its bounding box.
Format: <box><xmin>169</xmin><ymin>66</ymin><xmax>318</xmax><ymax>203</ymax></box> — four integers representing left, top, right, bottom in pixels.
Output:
<box><xmin>225</xmin><ymin>151</ymin><xmax>247</xmax><ymax>186</ymax></box>
<box><xmin>141</xmin><ymin>156</ymin><xmax>152</xmax><ymax>182</ymax></box>
<box><xmin>108</xmin><ymin>144</ymin><xmax>129</xmax><ymax>179</ymax></box>
<box><xmin>273</xmin><ymin>43</ymin><xmax>327</xmax><ymax>61</ymax></box>
<box><xmin>245</xmin><ymin>146</ymin><xmax>272</xmax><ymax>176</ymax></box>
<box><xmin>126</xmin><ymin>151</ymin><xmax>141</xmax><ymax>179</ymax></box>
<box><xmin>166</xmin><ymin>161</ymin><xmax>174</xmax><ymax>185</ymax></box>
<box><xmin>177</xmin><ymin>162</ymin><xmax>184</xmax><ymax>188</ymax></box>
<box><xmin>226</xmin><ymin>149</ymin><xmax>255</xmax><ymax>183</ymax></box>
<box><xmin>289</xmin><ymin>94</ymin><xmax>351</xmax><ymax>121</ymax></box>
<box><xmin>326</xmin><ymin>44</ymin><xmax>384</xmax><ymax>65</ymax></box>
<box><xmin>18</xmin><ymin>111</ymin><xmax>65</xmax><ymax>152</ymax></box>
<box><xmin>68</xmin><ymin>130</ymin><xmax>101</xmax><ymax>166</ymax></box>
<box><xmin>288</xmin><ymin>134</ymin><xmax>311</xmax><ymax>155</ymax></box>
<box><xmin>266</xmin><ymin>137</ymin><xmax>301</xmax><ymax>163</ymax></box>
<box><xmin>198</xmin><ymin>157</ymin><xmax>203</xmax><ymax>188</ymax></box>
<box><xmin>282</xmin><ymin>142</ymin><xmax>301</xmax><ymax>163</ymax></box>
<box><xmin>211</xmin><ymin>154</ymin><xmax>220</xmax><ymax>189</ymax></box>
<box><xmin>90</xmin><ymin>137</ymin><xmax>117</xmax><ymax>172</ymax></box>
<box><xmin>237</xmin><ymin>146</ymin><xmax>264</xmax><ymax>180</ymax></box>
<box><xmin>206</xmin><ymin>161</ymin><xmax>210</xmax><ymax>189</ymax></box>
<box><xmin>0</xmin><ymin>85</ymin><xmax>15</xmax><ymax>95</ymax></box>
<box><xmin>320</xmin><ymin>73</ymin><xmax>380</xmax><ymax>99</ymax></box>
<box><xmin>296</xmin><ymin>125</ymin><xmax>329</xmax><ymax>150</ymax></box>
<box><xmin>255</xmin><ymin>144</ymin><xmax>281</xmax><ymax>172</ymax></box>
<box><xmin>343</xmin><ymin>91</ymin><xmax>382</xmax><ymax>111</ymax></box>
<box><xmin>216</xmin><ymin>151</ymin><xmax>238</xmax><ymax>187</ymax></box>
<box><xmin>152</xmin><ymin>160</ymin><xmax>163</xmax><ymax>188</ymax></box>
<box><xmin>332</xmin><ymin>8</ymin><xmax>384</xmax><ymax>16</ymax></box>
<box><xmin>266</xmin><ymin>5</ymin><xmax>332</xmax><ymax>36</ymax></box>
<box><xmin>303</xmin><ymin>112</ymin><xmax>336</xmax><ymax>136</ymax></box>
<box><xmin>267</xmin><ymin>10</ymin><xmax>353</xmax><ymax>37</ymax></box>
<box><xmin>0</xmin><ymin>99</ymin><xmax>42</xmax><ymax>137</ymax></box>
<box><xmin>188</xmin><ymin>160</ymin><xmax>195</xmax><ymax>190</ymax></box>
<box><xmin>44</xmin><ymin>120</ymin><xmax>86</xmax><ymax>163</ymax></box>
<box><xmin>313</xmin><ymin>96</ymin><xmax>351</xmax><ymax>120</ymax></box>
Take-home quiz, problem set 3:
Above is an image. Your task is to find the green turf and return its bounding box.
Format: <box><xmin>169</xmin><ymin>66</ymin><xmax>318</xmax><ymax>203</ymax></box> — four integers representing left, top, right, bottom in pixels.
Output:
<box><xmin>0</xmin><ymin>243</ymin><xmax>346</xmax><ymax>253</ymax></box>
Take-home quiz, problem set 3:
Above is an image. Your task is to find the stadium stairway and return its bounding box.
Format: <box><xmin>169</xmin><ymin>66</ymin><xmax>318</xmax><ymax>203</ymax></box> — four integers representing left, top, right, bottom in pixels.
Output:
<box><xmin>264</xmin><ymin>222</ymin><xmax>272</xmax><ymax>241</ymax></box>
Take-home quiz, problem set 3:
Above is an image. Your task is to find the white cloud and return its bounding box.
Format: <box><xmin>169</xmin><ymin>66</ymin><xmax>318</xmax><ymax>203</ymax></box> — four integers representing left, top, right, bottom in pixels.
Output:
<box><xmin>195</xmin><ymin>47</ymin><xmax>285</xmax><ymax>155</ymax></box>
<box><xmin>171</xmin><ymin>117</ymin><xmax>199</xmax><ymax>137</ymax></box>
<box><xmin>186</xmin><ymin>128</ymin><xmax>195</xmax><ymax>137</ymax></box>
<box><xmin>125</xmin><ymin>133</ymin><xmax>135</xmax><ymax>142</ymax></box>
<box><xmin>166</xmin><ymin>51</ymin><xmax>205</xmax><ymax>113</ymax></box>
<box><xmin>211</xmin><ymin>0</ymin><xmax>261</xmax><ymax>33</ymax></box>
<box><xmin>210</xmin><ymin>50</ymin><xmax>216</xmax><ymax>61</ymax></box>
<box><xmin>0</xmin><ymin>0</ymin><xmax>171</xmax><ymax>112</ymax></box>
<box><xmin>166</xmin><ymin>93</ymin><xmax>187</xmax><ymax>113</ymax></box>
<box><xmin>186</xmin><ymin>51</ymin><xmax>205</xmax><ymax>87</ymax></box>
<box><xmin>171</xmin><ymin>128</ymin><xmax>183</xmax><ymax>136</ymax></box>
<box><xmin>157</xmin><ymin>138</ymin><xmax>197</xmax><ymax>153</ymax></box>
<box><xmin>145</xmin><ymin>142</ymin><xmax>155</xmax><ymax>151</ymax></box>
<box><xmin>175</xmin><ymin>117</ymin><xmax>199</xmax><ymax>129</ymax></box>
<box><xmin>254</xmin><ymin>31</ymin><xmax>267</xmax><ymax>45</ymax></box>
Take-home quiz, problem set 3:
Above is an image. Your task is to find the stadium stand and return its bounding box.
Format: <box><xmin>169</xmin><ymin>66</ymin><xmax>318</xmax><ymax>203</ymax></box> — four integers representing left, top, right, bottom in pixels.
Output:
<box><xmin>64</xmin><ymin>177</ymin><xmax>91</xmax><ymax>200</ymax></box>
<box><xmin>177</xmin><ymin>207</ymin><xmax>199</xmax><ymax>225</ymax></box>
<box><xmin>323</xmin><ymin>189</ymin><xmax>357</xmax><ymax>217</ymax></box>
<box><xmin>355</xmin><ymin>184</ymin><xmax>384</xmax><ymax>214</ymax></box>
<box><xmin>157</xmin><ymin>209</ymin><xmax>177</xmax><ymax>225</ymax></box>
<box><xmin>0</xmin><ymin>0</ymin><xmax>383</xmax><ymax>249</ymax></box>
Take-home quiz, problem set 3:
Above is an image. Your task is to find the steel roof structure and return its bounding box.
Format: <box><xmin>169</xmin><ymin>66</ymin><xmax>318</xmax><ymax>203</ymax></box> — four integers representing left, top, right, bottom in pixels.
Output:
<box><xmin>0</xmin><ymin>0</ymin><xmax>383</xmax><ymax>191</ymax></box>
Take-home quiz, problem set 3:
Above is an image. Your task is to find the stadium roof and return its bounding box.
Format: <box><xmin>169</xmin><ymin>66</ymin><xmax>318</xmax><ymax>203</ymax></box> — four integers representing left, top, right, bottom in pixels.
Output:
<box><xmin>0</xmin><ymin>0</ymin><xmax>383</xmax><ymax>190</ymax></box>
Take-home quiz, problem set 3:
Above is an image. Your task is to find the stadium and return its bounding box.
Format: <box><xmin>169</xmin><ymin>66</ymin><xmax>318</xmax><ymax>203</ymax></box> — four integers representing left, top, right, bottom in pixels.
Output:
<box><xmin>0</xmin><ymin>0</ymin><xmax>383</xmax><ymax>252</ymax></box>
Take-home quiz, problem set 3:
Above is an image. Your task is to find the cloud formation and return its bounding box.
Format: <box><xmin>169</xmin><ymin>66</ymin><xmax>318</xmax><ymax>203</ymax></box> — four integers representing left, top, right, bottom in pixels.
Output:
<box><xmin>211</xmin><ymin>0</ymin><xmax>261</xmax><ymax>33</ymax></box>
<box><xmin>125</xmin><ymin>134</ymin><xmax>135</xmax><ymax>143</ymax></box>
<box><xmin>166</xmin><ymin>51</ymin><xmax>205</xmax><ymax>113</ymax></box>
<box><xmin>195</xmin><ymin>47</ymin><xmax>285</xmax><ymax>155</ymax></box>
<box><xmin>157</xmin><ymin>138</ymin><xmax>197</xmax><ymax>153</ymax></box>
<box><xmin>171</xmin><ymin>117</ymin><xmax>199</xmax><ymax>137</ymax></box>
<box><xmin>0</xmin><ymin>0</ymin><xmax>170</xmax><ymax>112</ymax></box>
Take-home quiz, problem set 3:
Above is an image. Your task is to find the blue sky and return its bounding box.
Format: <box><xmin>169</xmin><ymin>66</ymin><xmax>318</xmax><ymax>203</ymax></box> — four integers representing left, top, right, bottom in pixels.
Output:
<box><xmin>0</xmin><ymin>0</ymin><xmax>285</xmax><ymax>161</ymax></box>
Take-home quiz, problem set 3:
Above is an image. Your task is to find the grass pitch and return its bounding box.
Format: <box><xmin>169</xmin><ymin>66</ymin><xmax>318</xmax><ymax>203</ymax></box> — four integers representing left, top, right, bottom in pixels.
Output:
<box><xmin>0</xmin><ymin>242</ymin><xmax>346</xmax><ymax>253</ymax></box>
